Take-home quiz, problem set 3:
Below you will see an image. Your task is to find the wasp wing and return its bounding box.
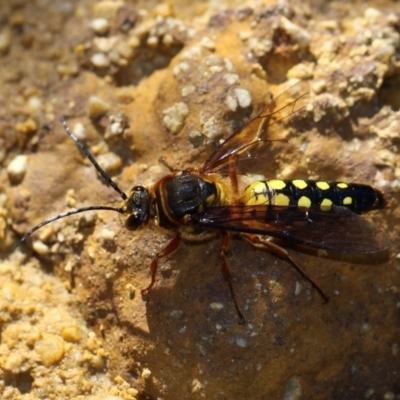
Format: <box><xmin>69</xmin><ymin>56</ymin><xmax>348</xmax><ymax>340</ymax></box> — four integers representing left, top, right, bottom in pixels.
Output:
<box><xmin>199</xmin><ymin>80</ymin><xmax>309</xmax><ymax>174</ymax></box>
<box><xmin>188</xmin><ymin>205</ymin><xmax>390</xmax><ymax>254</ymax></box>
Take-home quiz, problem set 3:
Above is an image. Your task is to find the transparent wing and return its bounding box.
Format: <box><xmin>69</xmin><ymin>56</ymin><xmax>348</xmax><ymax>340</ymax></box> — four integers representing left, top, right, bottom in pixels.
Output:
<box><xmin>199</xmin><ymin>80</ymin><xmax>309</xmax><ymax>175</ymax></box>
<box><xmin>188</xmin><ymin>205</ymin><xmax>390</xmax><ymax>254</ymax></box>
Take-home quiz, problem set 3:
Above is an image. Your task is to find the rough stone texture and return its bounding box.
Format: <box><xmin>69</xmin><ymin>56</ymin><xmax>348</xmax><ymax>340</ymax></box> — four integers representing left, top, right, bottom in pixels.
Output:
<box><xmin>1</xmin><ymin>0</ymin><xmax>399</xmax><ymax>399</ymax></box>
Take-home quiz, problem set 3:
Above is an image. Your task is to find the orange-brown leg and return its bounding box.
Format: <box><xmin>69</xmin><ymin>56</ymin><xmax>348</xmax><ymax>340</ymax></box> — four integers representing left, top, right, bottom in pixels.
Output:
<box><xmin>244</xmin><ymin>234</ymin><xmax>329</xmax><ymax>303</ymax></box>
<box><xmin>220</xmin><ymin>231</ymin><xmax>245</xmax><ymax>324</ymax></box>
<box><xmin>141</xmin><ymin>233</ymin><xmax>182</xmax><ymax>296</ymax></box>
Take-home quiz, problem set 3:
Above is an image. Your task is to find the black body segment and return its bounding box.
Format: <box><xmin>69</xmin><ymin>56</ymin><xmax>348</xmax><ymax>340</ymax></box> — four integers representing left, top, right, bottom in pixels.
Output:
<box><xmin>154</xmin><ymin>173</ymin><xmax>218</xmax><ymax>228</ymax></box>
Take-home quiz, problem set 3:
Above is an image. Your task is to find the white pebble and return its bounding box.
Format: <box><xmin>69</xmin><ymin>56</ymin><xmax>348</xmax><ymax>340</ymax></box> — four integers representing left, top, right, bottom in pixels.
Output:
<box><xmin>181</xmin><ymin>84</ymin><xmax>195</xmax><ymax>97</ymax></box>
<box><xmin>28</xmin><ymin>96</ymin><xmax>43</xmax><ymax>112</ymax></box>
<box><xmin>32</xmin><ymin>240</ymin><xmax>50</xmax><ymax>255</ymax></box>
<box><xmin>163</xmin><ymin>102</ymin><xmax>189</xmax><ymax>134</ymax></box>
<box><xmin>210</xmin><ymin>302</ymin><xmax>224</xmax><ymax>310</ymax></box>
<box><xmin>90</xmin><ymin>18</ymin><xmax>110</xmax><ymax>35</ymax></box>
<box><xmin>96</xmin><ymin>152</ymin><xmax>122</xmax><ymax>174</ymax></box>
<box><xmin>141</xmin><ymin>368</ymin><xmax>151</xmax><ymax>379</ymax></box>
<box><xmin>87</xmin><ymin>96</ymin><xmax>110</xmax><ymax>119</ymax></box>
<box><xmin>225</xmin><ymin>94</ymin><xmax>238</xmax><ymax>112</ymax></box>
<box><xmin>173</xmin><ymin>62</ymin><xmax>190</xmax><ymax>77</ymax></box>
<box><xmin>100</xmin><ymin>228</ymin><xmax>116</xmax><ymax>241</ymax></box>
<box><xmin>223</xmin><ymin>73</ymin><xmax>239</xmax><ymax>85</ymax></box>
<box><xmin>235</xmin><ymin>337</ymin><xmax>248</xmax><ymax>348</ymax></box>
<box><xmin>7</xmin><ymin>155</ymin><xmax>28</xmax><ymax>183</ymax></box>
<box><xmin>234</xmin><ymin>87</ymin><xmax>252</xmax><ymax>108</ymax></box>
<box><xmin>72</xmin><ymin>123</ymin><xmax>87</xmax><ymax>140</ymax></box>
<box><xmin>90</xmin><ymin>53</ymin><xmax>110</xmax><ymax>69</ymax></box>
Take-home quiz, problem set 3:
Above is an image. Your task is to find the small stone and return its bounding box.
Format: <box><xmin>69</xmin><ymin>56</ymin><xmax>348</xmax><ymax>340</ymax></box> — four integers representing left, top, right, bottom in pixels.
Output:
<box><xmin>7</xmin><ymin>155</ymin><xmax>28</xmax><ymax>184</ymax></box>
<box><xmin>173</xmin><ymin>62</ymin><xmax>190</xmax><ymax>77</ymax></box>
<box><xmin>283</xmin><ymin>375</ymin><xmax>302</xmax><ymax>400</ymax></box>
<box><xmin>3</xmin><ymin>353</ymin><xmax>23</xmax><ymax>372</ymax></box>
<box><xmin>235</xmin><ymin>337</ymin><xmax>247</xmax><ymax>348</ymax></box>
<box><xmin>27</xmin><ymin>96</ymin><xmax>43</xmax><ymax>112</ymax></box>
<box><xmin>61</xmin><ymin>326</ymin><xmax>84</xmax><ymax>343</ymax></box>
<box><xmin>280</xmin><ymin>17</ymin><xmax>310</xmax><ymax>49</ymax></box>
<box><xmin>99</xmin><ymin>227</ymin><xmax>116</xmax><ymax>241</ymax></box>
<box><xmin>87</xmin><ymin>96</ymin><xmax>110</xmax><ymax>119</ymax></box>
<box><xmin>181</xmin><ymin>84</ymin><xmax>195</xmax><ymax>97</ymax></box>
<box><xmin>34</xmin><ymin>333</ymin><xmax>65</xmax><ymax>366</ymax></box>
<box><xmin>90</xmin><ymin>53</ymin><xmax>110</xmax><ymax>69</ymax></box>
<box><xmin>15</xmin><ymin>118</ymin><xmax>38</xmax><ymax>134</ymax></box>
<box><xmin>0</xmin><ymin>28</ymin><xmax>11</xmax><ymax>53</ymax></box>
<box><xmin>32</xmin><ymin>240</ymin><xmax>50</xmax><ymax>255</ymax></box>
<box><xmin>141</xmin><ymin>368</ymin><xmax>151</xmax><ymax>379</ymax></box>
<box><xmin>210</xmin><ymin>302</ymin><xmax>224</xmax><ymax>310</ymax></box>
<box><xmin>234</xmin><ymin>87</ymin><xmax>252</xmax><ymax>108</ymax></box>
<box><xmin>90</xmin><ymin>18</ymin><xmax>110</xmax><ymax>35</ymax></box>
<box><xmin>163</xmin><ymin>102</ymin><xmax>189</xmax><ymax>134</ymax></box>
<box><xmin>223</xmin><ymin>73</ymin><xmax>239</xmax><ymax>85</ymax></box>
<box><xmin>96</xmin><ymin>152</ymin><xmax>122</xmax><ymax>174</ymax></box>
<box><xmin>90</xmin><ymin>354</ymin><xmax>106</xmax><ymax>370</ymax></box>
<box><xmin>72</xmin><ymin>122</ymin><xmax>87</xmax><ymax>140</ymax></box>
<box><xmin>225</xmin><ymin>94</ymin><xmax>238</xmax><ymax>111</ymax></box>
<box><xmin>201</xmin><ymin>36</ymin><xmax>215</xmax><ymax>50</ymax></box>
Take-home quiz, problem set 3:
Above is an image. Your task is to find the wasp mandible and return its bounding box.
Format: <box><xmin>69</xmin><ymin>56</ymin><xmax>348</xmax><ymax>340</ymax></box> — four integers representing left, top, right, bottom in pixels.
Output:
<box><xmin>16</xmin><ymin>81</ymin><xmax>390</xmax><ymax>323</ymax></box>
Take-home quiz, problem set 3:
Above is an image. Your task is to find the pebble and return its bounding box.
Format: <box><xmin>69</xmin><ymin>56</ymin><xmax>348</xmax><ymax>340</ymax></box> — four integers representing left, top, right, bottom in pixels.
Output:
<box><xmin>7</xmin><ymin>155</ymin><xmax>28</xmax><ymax>184</ymax></box>
<box><xmin>234</xmin><ymin>87</ymin><xmax>252</xmax><ymax>108</ymax></box>
<box><xmin>87</xmin><ymin>96</ymin><xmax>110</xmax><ymax>119</ymax></box>
<box><xmin>90</xmin><ymin>53</ymin><xmax>111</xmax><ymax>69</ymax></box>
<box><xmin>3</xmin><ymin>353</ymin><xmax>23</xmax><ymax>372</ymax></box>
<box><xmin>61</xmin><ymin>325</ymin><xmax>84</xmax><ymax>343</ymax></box>
<box><xmin>96</xmin><ymin>152</ymin><xmax>122</xmax><ymax>174</ymax></box>
<box><xmin>0</xmin><ymin>28</ymin><xmax>11</xmax><ymax>53</ymax></box>
<box><xmin>34</xmin><ymin>333</ymin><xmax>65</xmax><ymax>366</ymax></box>
<box><xmin>225</xmin><ymin>94</ymin><xmax>238</xmax><ymax>111</ymax></box>
<box><xmin>90</xmin><ymin>18</ymin><xmax>110</xmax><ymax>35</ymax></box>
<box><xmin>223</xmin><ymin>73</ymin><xmax>239</xmax><ymax>85</ymax></box>
<box><xmin>32</xmin><ymin>240</ymin><xmax>50</xmax><ymax>255</ymax></box>
<box><xmin>72</xmin><ymin>122</ymin><xmax>87</xmax><ymax>140</ymax></box>
<box><xmin>163</xmin><ymin>102</ymin><xmax>189</xmax><ymax>134</ymax></box>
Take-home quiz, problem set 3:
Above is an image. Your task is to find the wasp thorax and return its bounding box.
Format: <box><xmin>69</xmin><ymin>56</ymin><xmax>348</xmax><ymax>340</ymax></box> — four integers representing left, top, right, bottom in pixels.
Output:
<box><xmin>120</xmin><ymin>186</ymin><xmax>151</xmax><ymax>230</ymax></box>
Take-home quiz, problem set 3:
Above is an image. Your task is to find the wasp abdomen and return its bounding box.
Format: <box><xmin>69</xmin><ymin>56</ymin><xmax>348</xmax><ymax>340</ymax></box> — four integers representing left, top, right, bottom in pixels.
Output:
<box><xmin>241</xmin><ymin>179</ymin><xmax>385</xmax><ymax>214</ymax></box>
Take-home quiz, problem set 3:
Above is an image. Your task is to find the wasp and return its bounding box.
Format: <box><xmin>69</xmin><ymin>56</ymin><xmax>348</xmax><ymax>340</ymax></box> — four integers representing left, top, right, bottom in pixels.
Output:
<box><xmin>16</xmin><ymin>81</ymin><xmax>390</xmax><ymax>323</ymax></box>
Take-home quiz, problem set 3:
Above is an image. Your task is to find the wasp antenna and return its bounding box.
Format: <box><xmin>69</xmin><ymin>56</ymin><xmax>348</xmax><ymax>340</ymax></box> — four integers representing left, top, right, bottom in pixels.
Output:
<box><xmin>14</xmin><ymin>205</ymin><xmax>123</xmax><ymax>250</ymax></box>
<box><xmin>60</xmin><ymin>116</ymin><xmax>128</xmax><ymax>201</ymax></box>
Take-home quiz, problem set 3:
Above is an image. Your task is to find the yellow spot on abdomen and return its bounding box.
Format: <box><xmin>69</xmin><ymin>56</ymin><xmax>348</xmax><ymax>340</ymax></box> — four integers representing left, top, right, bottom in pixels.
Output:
<box><xmin>267</xmin><ymin>179</ymin><xmax>287</xmax><ymax>190</ymax></box>
<box><xmin>337</xmin><ymin>182</ymin><xmax>348</xmax><ymax>189</ymax></box>
<box><xmin>316</xmin><ymin>181</ymin><xmax>330</xmax><ymax>190</ymax></box>
<box><xmin>292</xmin><ymin>179</ymin><xmax>308</xmax><ymax>189</ymax></box>
<box><xmin>320</xmin><ymin>198</ymin><xmax>333</xmax><ymax>211</ymax></box>
<box><xmin>343</xmin><ymin>196</ymin><xmax>352</xmax><ymax>205</ymax></box>
<box><xmin>298</xmin><ymin>196</ymin><xmax>311</xmax><ymax>208</ymax></box>
<box><xmin>274</xmin><ymin>193</ymin><xmax>290</xmax><ymax>206</ymax></box>
<box><xmin>249</xmin><ymin>181</ymin><xmax>268</xmax><ymax>194</ymax></box>
<box><xmin>242</xmin><ymin>181</ymin><xmax>268</xmax><ymax>206</ymax></box>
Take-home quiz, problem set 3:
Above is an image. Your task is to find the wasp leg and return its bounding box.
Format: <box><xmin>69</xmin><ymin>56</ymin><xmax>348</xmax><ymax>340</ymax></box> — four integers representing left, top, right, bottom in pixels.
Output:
<box><xmin>141</xmin><ymin>233</ymin><xmax>182</xmax><ymax>296</ymax></box>
<box><xmin>220</xmin><ymin>231</ymin><xmax>245</xmax><ymax>324</ymax></box>
<box><xmin>244</xmin><ymin>233</ymin><xmax>329</xmax><ymax>304</ymax></box>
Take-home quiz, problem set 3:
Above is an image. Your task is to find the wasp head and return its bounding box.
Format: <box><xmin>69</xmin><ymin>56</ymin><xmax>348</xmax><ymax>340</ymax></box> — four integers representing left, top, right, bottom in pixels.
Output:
<box><xmin>120</xmin><ymin>186</ymin><xmax>151</xmax><ymax>230</ymax></box>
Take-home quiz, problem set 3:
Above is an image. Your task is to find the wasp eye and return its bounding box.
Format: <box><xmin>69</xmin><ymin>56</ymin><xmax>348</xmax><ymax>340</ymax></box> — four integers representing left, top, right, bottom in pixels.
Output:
<box><xmin>125</xmin><ymin>213</ymin><xmax>143</xmax><ymax>230</ymax></box>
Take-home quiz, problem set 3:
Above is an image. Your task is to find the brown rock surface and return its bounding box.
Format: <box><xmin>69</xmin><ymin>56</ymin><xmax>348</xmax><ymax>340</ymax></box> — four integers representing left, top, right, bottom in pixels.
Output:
<box><xmin>1</xmin><ymin>0</ymin><xmax>399</xmax><ymax>399</ymax></box>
